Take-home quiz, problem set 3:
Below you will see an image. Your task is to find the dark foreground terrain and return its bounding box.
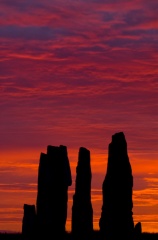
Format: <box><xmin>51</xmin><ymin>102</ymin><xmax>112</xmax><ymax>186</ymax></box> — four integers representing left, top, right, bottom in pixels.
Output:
<box><xmin>1</xmin><ymin>231</ymin><xmax>158</xmax><ymax>240</ymax></box>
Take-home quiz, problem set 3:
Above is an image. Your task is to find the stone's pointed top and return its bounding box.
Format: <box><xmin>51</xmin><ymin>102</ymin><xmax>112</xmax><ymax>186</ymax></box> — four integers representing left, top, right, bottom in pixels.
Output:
<box><xmin>46</xmin><ymin>145</ymin><xmax>68</xmax><ymax>157</ymax></box>
<box><xmin>111</xmin><ymin>131</ymin><xmax>127</xmax><ymax>151</ymax></box>
<box><xmin>79</xmin><ymin>147</ymin><xmax>90</xmax><ymax>154</ymax></box>
<box><xmin>79</xmin><ymin>147</ymin><xmax>90</xmax><ymax>162</ymax></box>
<box><xmin>112</xmin><ymin>132</ymin><xmax>126</xmax><ymax>141</ymax></box>
<box><xmin>24</xmin><ymin>204</ymin><xmax>35</xmax><ymax>209</ymax></box>
<box><xmin>112</xmin><ymin>131</ymin><xmax>125</xmax><ymax>136</ymax></box>
<box><xmin>47</xmin><ymin>145</ymin><xmax>59</xmax><ymax>155</ymax></box>
<box><xmin>59</xmin><ymin>145</ymin><xmax>68</xmax><ymax>155</ymax></box>
<box><xmin>47</xmin><ymin>145</ymin><xmax>58</xmax><ymax>149</ymax></box>
<box><xmin>40</xmin><ymin>152</ymin><xmax>47</xmax><ymax>157</ymax></box>
<box><xmin>39</xmin><ymin>153</ymin><xmax>48</xmax><ymax>167</ymax></box>
<box><xmin>40</xmin><ymin>152</ymin><xmax>47</xmax><ymax>160</ymax></box>
<box><xmin>59</xmin><ymin>145</ymin><xmax>67</xmax><ymax>148</ymax></box>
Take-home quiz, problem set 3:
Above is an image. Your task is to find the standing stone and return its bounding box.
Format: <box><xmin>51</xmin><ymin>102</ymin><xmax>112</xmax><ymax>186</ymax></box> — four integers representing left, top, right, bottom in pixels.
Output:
<box><xmin>134</xmin><ymin>222</ymin><xmax>142</xmax><ymax>240</ymax></box>
<box><xmin>36</xmin><ymin>145</ymin><xmax>72</xmax><ymax>238</ymax></box>
<box><xmin>99</xmin><ymin>132</ymin><xmax>134</xmax><ymax>240</ymax></box>
<box><xmin>36</xmin><ymin>152</ymin><xmax>49</xmax><ymax>235</ymax></box>
<box><xmin>22</xmin><ymin>204</ymin><xmax>36</xmax><ymax>239</ymax></box>
<box><xmin>72</xmin><ymin>147</ymin><xmax>93</xmax><ymax>240</ymax></box>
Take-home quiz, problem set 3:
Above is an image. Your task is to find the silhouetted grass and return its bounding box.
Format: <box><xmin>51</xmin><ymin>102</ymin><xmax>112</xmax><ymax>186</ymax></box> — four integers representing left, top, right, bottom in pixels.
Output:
<box><xmin>142</xmin><ymin>232</ymin><xmax>158</xmax><ymax>240</ymax></box>
<box><xmin>1</xmin><ymin>231</ymin><xmax>158</xmax><ymax>239</ymax></box>
<box><xmin>0</xmin><ymin>233</ymin><xmax>22</xmax><ymax>240</ymax></box>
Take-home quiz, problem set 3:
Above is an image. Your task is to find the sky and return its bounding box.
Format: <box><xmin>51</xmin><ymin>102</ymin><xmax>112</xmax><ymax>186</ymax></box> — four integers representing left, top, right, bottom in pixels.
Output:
<box><xmin>0</xmin><ymin>0</ymin><xmax>158</xmax><ymax>233</ymax></box>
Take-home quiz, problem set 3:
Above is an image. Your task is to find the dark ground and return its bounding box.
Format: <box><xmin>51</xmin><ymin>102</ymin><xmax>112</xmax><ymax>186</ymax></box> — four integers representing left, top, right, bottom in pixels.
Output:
<box><xmin>0</xmin><ymin>231</ymin><xmax>158</xmax><ymax>240</ymax></box>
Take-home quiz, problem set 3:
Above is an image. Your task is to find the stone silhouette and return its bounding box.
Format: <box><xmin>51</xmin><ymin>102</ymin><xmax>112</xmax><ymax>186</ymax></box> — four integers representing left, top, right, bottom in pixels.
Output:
<box><xmin>22</xmin><ymin>204</ymin><xmax>36</xmax><ymax>239</ymax></box>
<box><xmin>99</xmin><ymin>132</ymin><xmax>134</xmax><ymax>240</ymax></box>
<box><xmin>72</xmin><ymin>147</ymin><xmax>93</xmax><ymax>239</ymax></box>
<box><xmin>134</xmin><ymin>222</ymin><xmax>142</xmax><ymax>240</ymax></box>
<box><xmin>36</xmin><ymin>145</ymin><xmax>72</xmax><ymax>238</ymax></box>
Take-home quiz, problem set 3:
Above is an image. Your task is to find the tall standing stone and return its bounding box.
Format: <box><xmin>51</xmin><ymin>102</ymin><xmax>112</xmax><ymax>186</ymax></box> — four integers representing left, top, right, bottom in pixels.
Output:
<box><xmin>72</xmin><ymin>147</ymin><xmax>93</xmax><ymax>239</ymax></box>
<box><xmin>36</xmin><ymin>145</ymin><xmax>72</xmax><ymax>238</ymax></box>
<box><xmin>99</xmin><ymin>132</ymin><xmax>134</xmax><ymax>240</ymax></box>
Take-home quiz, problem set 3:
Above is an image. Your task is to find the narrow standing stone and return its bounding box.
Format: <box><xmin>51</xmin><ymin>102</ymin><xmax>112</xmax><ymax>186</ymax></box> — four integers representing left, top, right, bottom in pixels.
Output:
<box><xmin>99</xmin><ymin>132</ymin><xmax>134</xmax><ymax>240</ymax></box>
<box><xmin>22</xmin><ymin>204</ymin><xmax>36</xmax><ymax>240</ymax></box>
<box><xmin>72</xmin><ymin>147</ymin><xmax>93</xmax><ymax>240</ymax></box>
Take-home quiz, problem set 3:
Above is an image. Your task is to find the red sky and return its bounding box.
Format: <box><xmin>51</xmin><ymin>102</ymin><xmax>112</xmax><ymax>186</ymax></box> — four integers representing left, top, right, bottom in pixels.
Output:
<box><xmin>0</xmin><ymin>0</ymin><xmax>158</xmax><ymax>233</ymax></box>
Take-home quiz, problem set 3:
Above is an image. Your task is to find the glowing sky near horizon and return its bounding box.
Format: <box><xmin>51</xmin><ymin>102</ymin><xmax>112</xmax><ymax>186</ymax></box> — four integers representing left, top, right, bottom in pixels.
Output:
<box><xmin>0</xmin><ymin>0</ymin><xmax>158</xmax><ymax>233</ymax></box>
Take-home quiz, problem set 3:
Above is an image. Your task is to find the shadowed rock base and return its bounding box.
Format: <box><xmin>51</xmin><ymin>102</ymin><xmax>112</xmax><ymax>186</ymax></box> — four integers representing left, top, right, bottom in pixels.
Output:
<box><xmin>72</xmin><ymin>147</ymin><xmax>93</xmax><ymax>240</ymax></box>
<box><xmin>22</xmin><ymin>204</ymin><xmax>36</xmax><ymax>240</ymax></box>
<box><xmin>134</xmin><ymin>222</ymin><xmax>142</xmax><ymax>240</ymax></box>
<box><xmin>99</xmin><ymin>132</ymin><xmax>134</xmax><ymax>240</ymax></box>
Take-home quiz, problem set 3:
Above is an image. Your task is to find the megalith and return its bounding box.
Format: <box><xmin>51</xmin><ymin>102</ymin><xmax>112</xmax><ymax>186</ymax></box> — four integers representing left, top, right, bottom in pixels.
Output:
<box><xmin>36</xmin><ymin>145</ymin><xmax>72</xmax><ymax>237</ymax></box>
<box><xmin>99</xmin><ymin>132</ymin><xmax>134</xmax><ymax>240</ymax></box>
<box><xmin>22</xmin><ymin>204</ymin><xmax>36</xmax><ymax>239</ymax></box>
<box><xmin>72</xmin><ymin>147</ymin><xmax>93</xmax><ymax>239</ymax></box>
